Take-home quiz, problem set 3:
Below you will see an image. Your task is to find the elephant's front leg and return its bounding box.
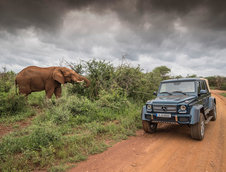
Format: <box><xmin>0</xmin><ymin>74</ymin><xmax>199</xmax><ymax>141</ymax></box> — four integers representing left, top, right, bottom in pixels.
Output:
<box><xmin>45</xmin><ymin>83</ymin><xmax>55</xmax><ymax>99</ymax></box>
<box><xmin>45</xmin><ymin>87</ymin><xmax>55</xmax><ymax>99</ymax></box>
<box><xmin>54</xmin><ymin>86</ymin><xmax>62</xmax><ymax>98</ymax></box>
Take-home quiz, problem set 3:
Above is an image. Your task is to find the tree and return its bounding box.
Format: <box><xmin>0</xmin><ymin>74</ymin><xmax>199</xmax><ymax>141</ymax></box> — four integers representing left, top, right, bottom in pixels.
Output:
<box><xmin>186</xmin><ymin>74</ymin><xmax>197</xmax><ymax>78</ymax></box>
<box><xmin>152</xmin><ymin>66</ymin><xmax>171</xmax><ymax>80</ymax></box>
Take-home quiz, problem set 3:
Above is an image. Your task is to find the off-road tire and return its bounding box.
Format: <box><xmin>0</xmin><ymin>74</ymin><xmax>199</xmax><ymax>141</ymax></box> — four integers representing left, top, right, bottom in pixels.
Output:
<box><xmin>142</xmin><ymin>120</ymin><xmax>158</xmax><ymax>133</ymax></box>
<box><xmin>190</xmin><ymin>113</ymin><xmax>205</xmax><ymax>140</ymax></box>
<box><xmin>210</xmin><ymin>103</ymin><xmax>217</xmax><ymax>121</ymax></box>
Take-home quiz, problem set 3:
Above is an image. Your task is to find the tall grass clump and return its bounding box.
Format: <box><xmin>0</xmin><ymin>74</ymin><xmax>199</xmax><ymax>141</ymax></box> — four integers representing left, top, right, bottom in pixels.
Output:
<box><xmin>220</xmin><ymin>92</ymin><xmax>226</xmax><ymax>97</ymax></box>
<box><xmin>0</xmin><ymin>70</ymin><xmax>35</xmax><ymax>122</ymax></box>
<box><xmin>27</xmin><ymin>91</ymin><xmax>46</xmax><ymax>108</ymax></box>
<box><xmin>0</xmin><ymin>122</ymin><xmax>62</xmax><ymax>170</ymax></box>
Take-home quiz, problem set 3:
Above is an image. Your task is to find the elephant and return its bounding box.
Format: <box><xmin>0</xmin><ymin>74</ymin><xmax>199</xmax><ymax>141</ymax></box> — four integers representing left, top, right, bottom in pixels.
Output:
<box><xmin>15</xmin><ymin>66</ymin><xmax>90</xmax><ymax>98</ymax></box>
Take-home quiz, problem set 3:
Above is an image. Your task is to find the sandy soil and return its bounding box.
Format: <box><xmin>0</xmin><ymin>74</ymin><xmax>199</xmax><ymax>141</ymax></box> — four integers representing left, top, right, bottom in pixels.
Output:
<box><xmin>70</xmin><ymin>90</ymin><xmax>226</xmax><ymax>172</ymax></box>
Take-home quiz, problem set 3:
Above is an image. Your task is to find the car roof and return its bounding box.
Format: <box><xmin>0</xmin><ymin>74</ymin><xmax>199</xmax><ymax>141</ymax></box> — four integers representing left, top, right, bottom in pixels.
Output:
<box><xmin>161</xmin><ymin>78</ymin><xmax>205</xmax><ymax>83</ymax></box>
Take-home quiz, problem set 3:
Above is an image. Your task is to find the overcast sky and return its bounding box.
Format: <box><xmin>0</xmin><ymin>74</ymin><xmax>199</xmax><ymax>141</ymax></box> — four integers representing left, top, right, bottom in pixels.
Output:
<box><xmin>0</xmin><ymin>0</ymin><xmax>226</xmax><ymax>76</ymax></box>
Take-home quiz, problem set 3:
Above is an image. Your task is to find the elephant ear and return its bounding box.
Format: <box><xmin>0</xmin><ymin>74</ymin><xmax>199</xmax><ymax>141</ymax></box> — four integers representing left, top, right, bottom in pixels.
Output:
<box><xmin>53</xmin><ymin>68</ymin><xmax>65</xmax><ymax>84</ymax></box>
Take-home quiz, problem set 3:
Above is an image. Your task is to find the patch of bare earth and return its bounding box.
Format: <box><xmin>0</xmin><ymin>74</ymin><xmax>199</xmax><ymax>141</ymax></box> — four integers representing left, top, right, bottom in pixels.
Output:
<box><xmin>0</xmin><ymin>117</ymin><xmax>33</xmax><ymax>138</ymax></box>
<box><xmin>0</xmin><ymin>109</ymin><xmax>39</xmax><ymax>138</ymax></box>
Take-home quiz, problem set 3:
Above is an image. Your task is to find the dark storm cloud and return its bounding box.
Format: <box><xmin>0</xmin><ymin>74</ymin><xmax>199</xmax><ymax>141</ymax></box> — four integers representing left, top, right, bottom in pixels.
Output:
<box><xmin>1</xmin><ymin>0</ymin><xmax>226</xmax><ymax>51</ymax></box>
<box><xmin>0</xmin><ymin>0</ymin><xmax>226</xmax><ymax>76</ymax></box>
<box><xmin>0</xmin><ymin>0</ymin><xmax>116</xmax><ymax>32</ymax></box>
<box><xmin>1</xmin><ymin>0</ymin><xmax>226</xmax><ymax>31</ymax></box>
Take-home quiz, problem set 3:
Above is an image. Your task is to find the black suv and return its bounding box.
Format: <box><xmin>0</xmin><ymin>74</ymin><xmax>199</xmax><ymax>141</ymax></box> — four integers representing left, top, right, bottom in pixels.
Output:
<box><xmin>141</xmin><ymin>78</ymin><xmax>217</xmax><ymax>140</ymax></box>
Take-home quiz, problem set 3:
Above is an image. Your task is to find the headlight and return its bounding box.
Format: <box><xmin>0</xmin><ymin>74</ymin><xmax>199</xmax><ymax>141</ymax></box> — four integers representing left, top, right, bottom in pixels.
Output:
<box><xmin>147</xmin><ymin>104</ymin><xmax>152</xmax><ymax>110</ymax></box>
<box><xmin>180</xmin><ymin>105</ymin><xmax>187</xmax><ymax>111</ymax></box>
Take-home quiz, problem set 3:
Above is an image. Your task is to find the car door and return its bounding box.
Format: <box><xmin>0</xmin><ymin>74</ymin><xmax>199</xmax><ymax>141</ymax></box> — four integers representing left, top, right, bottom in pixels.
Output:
<box><xmin>197</xmin><ymin>81</ymin><xmax>203</xmax><ymax>105</ymax></box>
<box><xmin>201</xmin><ymin>80</ymin><xmax>209</xmax><ymax>110</ymax></box>
<box><xmin>203</xmin><ymin>80</ymin><xmax>211</xmax><ymax>109</ymax></box>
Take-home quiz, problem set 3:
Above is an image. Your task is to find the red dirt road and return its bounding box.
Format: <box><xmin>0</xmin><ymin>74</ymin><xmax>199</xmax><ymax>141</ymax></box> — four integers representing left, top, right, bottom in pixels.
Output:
<box><xmin>70</xmin><ymin>90</ymin><xmax>226</xmax><ymax>172</ymax></box>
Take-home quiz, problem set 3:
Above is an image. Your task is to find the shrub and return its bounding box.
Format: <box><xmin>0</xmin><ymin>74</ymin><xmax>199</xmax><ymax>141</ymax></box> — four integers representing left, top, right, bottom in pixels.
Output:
<box><xmin>67</xmin><ymin>60</ymin><xmax>169</xmax><ymax>103</ymax></box>
<box><xmin>0</xmin><ymin>70</ymin><xmax>33</xmax><ymax>118</ymax></box>
<box><xmin>66</xmin><ymin>96</ymin><xmax>97</xmax><ymax>116</ymax></box>
<box><xmin>41</xmin><ymin>94</ymin><xmax>99</xmax><ymax>126</ymax></box>
<box><xmin>28</xmin><ymin>124</ymin><xmax>62</xmax><ymax>150</ymax></box>
<box><xmin>97</xmin><ymin>88</ymin><xmax>130</xmax><ymax>110</ymax></box>
<box><xmin>206</xmin><ymin>76</ymin><xmax>226</xmax><ymax>90</ymax></box>
<box><xmin>0</xmin><ymin>93</ymin><xmax>27</xmax><ymax>116</ymax></box>
<box><xmin>0</xmin><ymin>123</ymin><xmax>62</xmax><ymax>155</ymax></box>
<box><xmin>27</xmin><ymin>91</ymin><xmax>45</xmax><ymax>108</ymax></box>
<box><xmin>68</xmin><ymin>60</ymin><xmax>115</xmax><ymax>99</ymax></box>
<box><xmin>0</xmin><ymin>71</ymin><xmax>15</xmax><ymax>93</ymax></box>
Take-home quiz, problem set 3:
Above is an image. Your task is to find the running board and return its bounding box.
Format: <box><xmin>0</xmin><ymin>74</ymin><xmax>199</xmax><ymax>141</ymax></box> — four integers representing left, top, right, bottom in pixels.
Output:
<box><xmin>205</xmin><ymin>116</ymin><xmax>213</xmax><ymax>124</ymax></box>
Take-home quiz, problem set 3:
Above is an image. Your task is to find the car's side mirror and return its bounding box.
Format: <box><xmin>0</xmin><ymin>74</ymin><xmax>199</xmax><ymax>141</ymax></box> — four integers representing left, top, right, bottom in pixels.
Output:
<box><xmin>153</xmin><ymin>91</ymin><xmax>157</xmax><ymax>96</ymax></box>
<box><xmin>200</xmin><ymin>89</ymin><xmax>207</xmax><ymax>95</ymax></box>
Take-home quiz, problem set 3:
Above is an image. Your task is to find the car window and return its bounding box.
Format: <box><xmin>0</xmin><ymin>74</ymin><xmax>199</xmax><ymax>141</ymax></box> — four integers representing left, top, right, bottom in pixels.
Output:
<box><xmin>201</xmin><ymin>81</ymin><xmax>207</xmax><ymax>90</ymax></box>
<box><xmin>197</xmin><ymin>81</ymin><xmax>201</xmax><ymax>93</ymax></box>
<box><xmin>203</xmin><ymin>81</ymin><xmax>209</xmax><ymax>92</ymax></box>
<box><xmin>200</xmin><ymin>81</ymin><xmax>204</xmax><ymax>90</ymax></box>
<box><xmin>160</xmin><ymin>81</ymin><xmax>195</xmax><ymax>93</ymax></box>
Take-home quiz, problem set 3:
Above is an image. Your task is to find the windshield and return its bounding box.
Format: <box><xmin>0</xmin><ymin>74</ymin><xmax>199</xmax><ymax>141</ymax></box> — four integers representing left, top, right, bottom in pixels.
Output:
<box><xmin>159</xmin><ymin>81</ymin><xmax>196</xmax><ymax>93</ymax></box>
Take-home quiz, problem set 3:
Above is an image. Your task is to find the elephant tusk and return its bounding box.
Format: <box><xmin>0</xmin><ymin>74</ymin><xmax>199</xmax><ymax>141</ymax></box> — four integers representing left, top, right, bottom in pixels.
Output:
<box><xmin>77</xmin><ymin>80</ymin><xmax>84</xmax><ymax>83</ymax></box>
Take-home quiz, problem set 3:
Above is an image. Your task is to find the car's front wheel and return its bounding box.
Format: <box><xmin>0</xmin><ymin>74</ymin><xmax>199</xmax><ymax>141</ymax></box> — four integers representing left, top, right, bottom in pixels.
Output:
<box><xmin>142</xmin><ymin>120</ymin><xmax>158</xmax><ymax>133</ymax></box>
<box><xmin>190</xmin><ymin>113</ymin><xmax>205</xmax><ymax>140</ymax></box>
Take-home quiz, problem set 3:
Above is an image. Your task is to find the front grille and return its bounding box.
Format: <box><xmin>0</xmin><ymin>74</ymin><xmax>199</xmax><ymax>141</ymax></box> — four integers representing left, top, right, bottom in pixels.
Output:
<box><xmin>153</xmin><ymin>104</ymin><xmax>177</xmax><ymax>113</ymax></box>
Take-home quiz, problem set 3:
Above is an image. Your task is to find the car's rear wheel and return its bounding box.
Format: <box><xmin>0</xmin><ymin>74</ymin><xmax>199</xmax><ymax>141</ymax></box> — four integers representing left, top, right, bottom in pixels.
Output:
<box><xmin>190</xmin><ymin>112</ymin><xmax>205</xmax><ymax>140</ymax></box>
<box><xmin>210</xmin><ymin>103</ymin><xmax>217</xmax><ymax>121</ymax></box>
<box><xmin>142</xmin><ymin>120</ymin><xmax>158</xmax><ymax>133</ymax></box>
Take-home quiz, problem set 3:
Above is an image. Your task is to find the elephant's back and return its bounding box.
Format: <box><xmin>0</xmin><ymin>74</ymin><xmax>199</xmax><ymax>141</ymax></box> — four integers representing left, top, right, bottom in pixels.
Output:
<box><xmin>16</xmin><ymin>66</ymin><xmax>55</xmax><ymax>83</ymax></box>
<box><xmin>16</xmin><ymin>66</ymin><xmax>38</xmax><ymax>78</ymax></box>
<box><xmin>17</xmin><ymin>66</ymin><xmax>55</xmax><ymax>76</ymax></box>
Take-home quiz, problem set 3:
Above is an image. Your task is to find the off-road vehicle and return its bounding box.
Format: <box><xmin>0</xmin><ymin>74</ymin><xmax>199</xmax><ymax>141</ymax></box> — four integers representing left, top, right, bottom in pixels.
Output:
<box><xmin>141</xmin><ymin>78</ymin><xmax>217</xmax><ymax>140</ymax></box>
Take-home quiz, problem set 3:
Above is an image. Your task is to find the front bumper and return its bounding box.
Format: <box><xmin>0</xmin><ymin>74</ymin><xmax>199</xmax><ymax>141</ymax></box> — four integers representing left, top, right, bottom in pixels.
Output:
<box><xmin>144</xmin><ymin>112</ymin><xmax>191</xmax><ymax>124</ymax></box>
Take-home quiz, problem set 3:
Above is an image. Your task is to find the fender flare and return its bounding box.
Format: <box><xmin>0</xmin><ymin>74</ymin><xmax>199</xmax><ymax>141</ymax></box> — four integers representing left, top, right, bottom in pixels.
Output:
<box><xmin>190</xmin><ymin>105</ymin><xmax>204</xmax><ymax>125</ymax></box>
<box><xmin>208</xmin><ymin>96</ymin><xmax>216</xmax><ymax>110</ymax></box>
<box><xmin>141</xmin><ymin>106</ymin><xmax>148</xmax><ymax>121</ymax></box>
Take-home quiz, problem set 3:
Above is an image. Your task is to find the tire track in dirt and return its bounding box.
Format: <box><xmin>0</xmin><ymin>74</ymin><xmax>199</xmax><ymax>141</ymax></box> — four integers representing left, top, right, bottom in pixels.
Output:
<box><xmin>70</xmin><ymin>90</ymin><xmax>226</xmax><ymax>172</ymax></box>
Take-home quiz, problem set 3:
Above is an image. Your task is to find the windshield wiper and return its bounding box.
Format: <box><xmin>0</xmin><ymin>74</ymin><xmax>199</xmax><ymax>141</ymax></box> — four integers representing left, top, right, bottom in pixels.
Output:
<box><xmin>160</xmin><ymin>92</ymin><xmax>172</xmax><ymax>95</ymax></box>
<box><xmin>171</xmin><ymin>91</ymin><xmax>186</xmax><ymax>95</ymax></box>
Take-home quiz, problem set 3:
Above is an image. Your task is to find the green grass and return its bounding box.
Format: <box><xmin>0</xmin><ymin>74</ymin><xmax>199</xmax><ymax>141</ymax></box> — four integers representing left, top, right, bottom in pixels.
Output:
<box><xmin>210</xmin><ymin>86</ymin><xmax>217</xmax><ymax>90</ymax></box>
<box><xmin>27</xmin><ymin>91</ymin><xmax>46</xmax><ymax>108</ymax></box>
<box><xmin>0</xmin><ymin>91</ymin><xmax>45</xmax><ymax>124</ymax></box>
<box><xmin>0</xmin><ymin>90</ymin><xmax>142</xmax><ymax>171</ymax></box>
<box><xmin>220</xmin><ymin>93</ymin><xmax>226</xmax><ymax>97</ymax></box>
<box><xmin>0</xmin><ymin>68</ymin><xmax>143</xmax><ymax>171</ymax></box>
<box><xmin>0</xmin><ymin>109</ymin><xmax>35</xmax><ymax>124</ymax></box>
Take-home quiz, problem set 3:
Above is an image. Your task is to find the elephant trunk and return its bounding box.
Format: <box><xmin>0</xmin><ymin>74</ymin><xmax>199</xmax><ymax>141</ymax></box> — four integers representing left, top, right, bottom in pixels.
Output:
<box><xmin>79</xmin><ymin>76</ymin><xmax>90</xmax><ymax>87</ymax></box>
